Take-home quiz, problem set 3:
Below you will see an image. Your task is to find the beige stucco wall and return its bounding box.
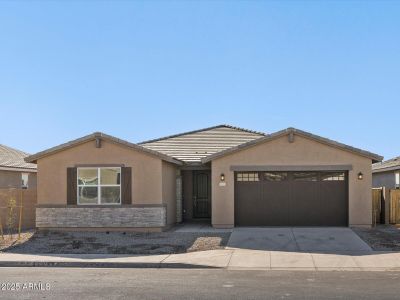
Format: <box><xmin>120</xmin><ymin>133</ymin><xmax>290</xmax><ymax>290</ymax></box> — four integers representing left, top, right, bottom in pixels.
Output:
<box><xmin>36</xmin><ymin>139</ymin><xmax>163</xmax><ymax>205</ymax></box>
<box><xmin>0</xmin><ymin>170</ymin><xmax>21</xmax><ymax>189</ymax></box>
<box><xmin>162</xmin><ymin>161</ymin><xmax>177</xmax><ymax>225</ymax></box>
<box><xmin>0</xmin><ymin>170</ymin><xmax>37</xmax><ymax>189</ymax></box>
<box><xmin>211</xmin><ymin>134</ymin><xmax>373</xmax><ymax>228</ymax></box>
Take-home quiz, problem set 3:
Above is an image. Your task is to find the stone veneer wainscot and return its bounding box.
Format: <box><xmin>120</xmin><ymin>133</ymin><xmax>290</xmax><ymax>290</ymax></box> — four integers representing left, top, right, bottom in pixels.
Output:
<box><xmin>36</xmin><ymin>205</ymin><xmax>166</xmax><ymax>228</ymax></box>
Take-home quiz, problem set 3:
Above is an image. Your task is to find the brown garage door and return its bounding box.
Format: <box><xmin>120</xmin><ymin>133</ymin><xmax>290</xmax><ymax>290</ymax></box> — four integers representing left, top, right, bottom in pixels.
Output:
<box><xmin>234</xmin><ymin>171</ymin><xmax>348</xmax><ymax>226</ymax></box>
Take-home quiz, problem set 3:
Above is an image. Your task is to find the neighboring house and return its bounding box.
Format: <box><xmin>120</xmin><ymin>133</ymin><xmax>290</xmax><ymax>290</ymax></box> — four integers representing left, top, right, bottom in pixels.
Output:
<box><xmin>25</xmin><ymin>125</ymin><xmax>382</xmax><ymax>231</ymax></box>
<box><xmin>0</xmin><ymin>144</ymin><xmax>37</xmax><ymax>189</ymax></box>
<box><xmin>372</xmin><ymin>156</ymin><xmax>400</xmax><ymax>189</ymax></box>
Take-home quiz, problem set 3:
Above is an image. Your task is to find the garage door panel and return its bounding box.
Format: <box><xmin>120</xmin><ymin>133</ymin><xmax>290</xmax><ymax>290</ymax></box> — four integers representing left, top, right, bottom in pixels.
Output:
<box><xmin>319</xmin><ymin>181</ymin><xmax>347</xmax><ymax>226</ymax></box>
<box><xmin>261</xmin><ymin>181</ymin><xmax>290</xmax><ymax>226</ymax></box>
<box><xmin>235</xmin><ymin>182</ymin><xmax>263</xmax><ymax>226</ymax></box>
<box><xmin>290</xmin><ymin>182</ymin><xmax>322</xmax><ymax>226</ymax></box>
<box><xmin>235</xmin><ymin>171</ymin><xmax>348</xmax><ymax>227</ymax></box>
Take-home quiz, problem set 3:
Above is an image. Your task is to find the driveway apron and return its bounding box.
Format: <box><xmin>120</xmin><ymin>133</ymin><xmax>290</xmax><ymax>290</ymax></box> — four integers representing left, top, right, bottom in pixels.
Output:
<box><xmin>227</xmin><ymin>227</ymin><xmax>372</xmax><ymax>252</ymax></box>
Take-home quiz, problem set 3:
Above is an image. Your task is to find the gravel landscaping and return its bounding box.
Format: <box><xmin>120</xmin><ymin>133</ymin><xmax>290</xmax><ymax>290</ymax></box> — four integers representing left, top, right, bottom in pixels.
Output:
<box><xmin>0</xmin><ymin>230</ymin><xmax>35</xmax><ymax>252</ymax></box>
<box><xmin>0</xmin><ymin>230</ymin><xmax>230</xmax><ymax>255</ymax></box>
<box><xmin>352</xmin><ymin>225</ymin><xmax>400</xmax><ymax>251</ymax></box>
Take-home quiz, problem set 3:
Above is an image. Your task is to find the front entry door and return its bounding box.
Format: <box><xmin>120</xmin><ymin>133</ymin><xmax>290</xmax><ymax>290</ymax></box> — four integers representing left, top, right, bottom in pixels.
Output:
<box><xmin>193</xmin><ymin>171</ymin><xmax>211</xmax><ymax>218</ymax></box>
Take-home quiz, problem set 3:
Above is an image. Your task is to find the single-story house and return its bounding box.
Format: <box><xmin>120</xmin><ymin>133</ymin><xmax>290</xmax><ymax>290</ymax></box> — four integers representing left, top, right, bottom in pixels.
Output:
<box><xmin>25</xmin><ymin>125</ymin><xmax>382</xmax><ymax>231</ymax></box>
<box><xmin>0</xmin><ymin>144</ymin><xmax>37</xmax><ymax>189</ymax></box>
<box><xmin>372</xmin><ymin>156</ymin><xmax>400</xmax><ymax>190</ymax></box>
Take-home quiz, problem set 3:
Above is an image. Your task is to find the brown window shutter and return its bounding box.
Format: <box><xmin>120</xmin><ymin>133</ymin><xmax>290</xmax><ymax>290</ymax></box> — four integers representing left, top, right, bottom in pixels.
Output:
<box><xmin>121</xmin><ymin>167</ymin><xmax>132</xmax><ymax>205</ymax></box>
<box><xmin>67</xmin><ymin>167</ymin><xmax>77</xmax><ymax>205</ymax></box>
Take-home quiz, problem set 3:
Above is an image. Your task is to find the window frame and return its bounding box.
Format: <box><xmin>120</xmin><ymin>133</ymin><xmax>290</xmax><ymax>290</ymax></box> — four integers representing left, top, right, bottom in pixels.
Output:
<box><xmin>77</xmin><ymin>167</ymin><xmax>122</xmax><ymax>205</ymax></box>
<box><xmin>320</xmin><ymin>171</ymin><xmax>346</xmax><ymax>181</ymax></box>
<box><xmin>21</xmin><ymin>173</ymin><xmax>29</xmax><ymax>189</ymax></box>
<box><xmin>263</xmin><ymin>172</ymin><xmax>288</xmax><ymax>182</ymax></box>
<box><xmin>292</xmin><ymin>172</ymin><xmax>318</xmax><ymax>182</ymax></box>
<box><xmin>236</xmin><ymin>172</ymin><xmax>260</xmax><ymax>182</ymax></box>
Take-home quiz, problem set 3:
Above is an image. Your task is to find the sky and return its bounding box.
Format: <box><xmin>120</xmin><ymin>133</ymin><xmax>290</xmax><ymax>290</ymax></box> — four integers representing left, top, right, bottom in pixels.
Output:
<box><xmin>0</xmin><ymin>1</ymin><xmax>399</xmax><ymax>160</ymax></box>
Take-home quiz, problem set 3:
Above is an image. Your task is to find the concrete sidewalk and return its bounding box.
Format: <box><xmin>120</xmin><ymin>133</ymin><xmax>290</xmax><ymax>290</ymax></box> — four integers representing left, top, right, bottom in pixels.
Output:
<box><xmin>1</xmin><ymin>249</ymin><xmax>400</xmax><ymax>271</ymax></box>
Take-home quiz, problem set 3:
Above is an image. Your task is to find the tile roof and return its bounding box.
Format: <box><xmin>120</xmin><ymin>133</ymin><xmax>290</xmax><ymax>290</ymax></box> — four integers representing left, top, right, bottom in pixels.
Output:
<box><xmin>372</xmin><ymin>156</ymin><xmax>400</xmax><ymax>173</ymax></box>
<box><xmin>140</xmin><ymin>125</ymin><xmax>265</xmax><ymax>164</ymax></box>
<box><xmin>23</xmin><ymin>125</ymin><xmax>383</xmax><ymax>167</ymax></box>
<box><xmin>0</xmin><ymin>144</ymin><xmax>37</xmax><ymax>171</ymax></box>
<box><xmin>201</xmin><ymin>127</ymin><xmax>383</xmax><ymax>164</ymax></box>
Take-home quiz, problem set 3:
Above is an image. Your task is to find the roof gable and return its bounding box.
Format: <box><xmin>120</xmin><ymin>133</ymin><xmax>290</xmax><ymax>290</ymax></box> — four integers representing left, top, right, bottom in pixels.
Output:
<box><xmin>25</xmin><ymin>132</ymin><xmax>183</xmax><ymax>165</ymax></box>
<box><xmin>201</xmin><ymin>128</ymin><xmax>383</xmax><ymax>163</ymax></box>
<box><xmin>140</xmin><ymin>125</ymin><xmax>265</xmax><ymax>164</ymax></box>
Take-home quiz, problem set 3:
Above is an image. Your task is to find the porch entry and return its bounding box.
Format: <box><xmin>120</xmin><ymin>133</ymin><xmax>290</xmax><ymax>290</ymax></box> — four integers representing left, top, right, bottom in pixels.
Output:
<box><xmin>193</xmin><ymin>170</ymin><xmax>211</xmax><ymax>218</ymax></box>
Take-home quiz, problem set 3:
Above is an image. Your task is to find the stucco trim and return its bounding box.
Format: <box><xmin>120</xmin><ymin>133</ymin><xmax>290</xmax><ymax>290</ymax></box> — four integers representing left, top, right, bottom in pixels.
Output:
<box><xmin>202</xmin><ymin>128</ymin><xmax>383</xmax><ymax>163</ymax></box>
<box><xmin>230</xmin><ymin>165</ymin><xmax>353</xmax><ymax>171</ymax></box>
<box><xmin>180</xmin><ymin>164</ymin><xmax>212</xmax><ymax>171</ymax></box>
<box><xmin>24</xmin><ymin>132</ymin><xmax>183</xmax><ymax>165</ymax></box>
<box><xmin>36</xmin><ymin>204</ymin><xmax>167</xmax><ymax>208</ymax></box>
<box><xmin>74</xmin><ymin>163</ymin><xmax>125</xmax><ymax>167</ymax></box>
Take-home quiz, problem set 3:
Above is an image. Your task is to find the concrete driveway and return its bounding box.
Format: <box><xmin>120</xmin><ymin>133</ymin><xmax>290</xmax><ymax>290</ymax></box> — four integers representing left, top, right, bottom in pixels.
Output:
<box><xmin>227</xmin><ymin>227</ymin><xmax>372</xmax><ymax>252</ymax></box>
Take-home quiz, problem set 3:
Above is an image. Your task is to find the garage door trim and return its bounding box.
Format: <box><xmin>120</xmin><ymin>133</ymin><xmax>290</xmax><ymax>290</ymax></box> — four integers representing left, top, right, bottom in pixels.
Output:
<box><xmin>230</xmin><ymin>165</ymin><xmax>353</xmax><ymax>171</ymax></box>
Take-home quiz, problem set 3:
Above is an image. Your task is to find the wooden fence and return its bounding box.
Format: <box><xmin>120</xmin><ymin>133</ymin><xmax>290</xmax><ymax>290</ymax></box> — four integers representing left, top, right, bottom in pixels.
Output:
<box><xmin>389</xmin><ymin>189</ymin><xmax>400</xmax><ymax>224</ymax></box>
<box><xmin>0</xmin><ymin>188</ymin><xmax>37</xmax><ymax>231</ymax></box>
<box><xmin>372</xmin><ymin>188</ymin><xmax>383</xmax><ymax>225</ymax></box>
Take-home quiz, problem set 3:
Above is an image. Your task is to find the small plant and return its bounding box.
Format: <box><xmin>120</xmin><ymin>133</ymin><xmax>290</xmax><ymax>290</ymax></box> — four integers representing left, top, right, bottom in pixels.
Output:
<box><xmin>6</xmin><ymin>196</ymin><xmax>17</xmax><ymax>239</ymax></box>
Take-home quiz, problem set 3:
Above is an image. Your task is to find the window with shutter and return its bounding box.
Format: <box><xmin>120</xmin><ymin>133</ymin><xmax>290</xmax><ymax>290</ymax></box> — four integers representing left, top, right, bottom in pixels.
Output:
<box><xmin>121</xmin><ymin>167</ymin><xmax>132</xmax><ymax>205</ymax></box>
<box><xmin>76</xmin><ymin>167</ymin><xmax>123</xmax><ymax>205</ymax></box>
<box><xmin>67</xmin><ymin>167</ymin><xmax>77</xmax><ymax>205</ymax></box>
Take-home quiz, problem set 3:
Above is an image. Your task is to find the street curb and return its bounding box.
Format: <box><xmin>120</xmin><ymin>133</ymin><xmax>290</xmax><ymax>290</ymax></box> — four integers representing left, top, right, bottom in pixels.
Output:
<box><xmin>0</xmin><ymin>261</ymin><xmax>219</xmax><ymax>269</ymax></box>
<box><xmin>1</xmin><ymin>261</ymin><xmax>400</xmax><ymax>271</ymax></box>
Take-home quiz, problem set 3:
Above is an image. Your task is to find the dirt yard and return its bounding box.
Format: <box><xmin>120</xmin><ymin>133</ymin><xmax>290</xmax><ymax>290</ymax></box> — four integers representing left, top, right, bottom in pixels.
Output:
<box><xmin>0</xmin><ymin>230</ymin><xmax>230</xmax><ymax>255</ymax></box>
<box><xmin>352</xmin><ymin>225</ymin><xmax>400</xmax><ymax>251</ymax></box>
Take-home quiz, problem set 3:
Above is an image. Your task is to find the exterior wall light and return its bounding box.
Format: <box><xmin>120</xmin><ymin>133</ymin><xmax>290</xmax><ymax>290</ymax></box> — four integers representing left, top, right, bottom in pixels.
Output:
<box><xmin>358</xmin><ymin>172</ymin><xmax>363</xmax><ymax>180</ymax></box>
<box><xmin>220</xmin><ymin>173</ymin><xmax>225</xmax><ymax>182</ymax></box>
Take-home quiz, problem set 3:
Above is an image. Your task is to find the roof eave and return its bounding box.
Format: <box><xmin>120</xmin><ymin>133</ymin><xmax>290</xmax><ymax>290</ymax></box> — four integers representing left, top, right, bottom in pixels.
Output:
<box><xmin>0</xmin><ymin>166</ymin><xmax>37</xmax><ymax>172</ymax></box>
<box><xmin>25</xmin><ymin>132</ymin><xmax>183</xmax><ymax>166</ymax></box>
<box><xmin>201</xmin><ymin>128</ymin><xmax>383</xmax><ymax>164</ymax></box>
<box><xmin>292</xmin><ymin>128</ymin><xmax>383</xmax><ymax>163</ymax></box>
<box><xmin>372</xmin><ymin>166</ymin><xmax>400</xmax><ymax>173</ymax></box>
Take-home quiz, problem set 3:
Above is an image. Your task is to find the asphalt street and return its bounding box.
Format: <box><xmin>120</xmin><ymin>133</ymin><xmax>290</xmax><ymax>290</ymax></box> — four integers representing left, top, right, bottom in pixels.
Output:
<box><xmin>1</xmin><ymin>268</ymin><xmax>400</xmax><ymax>299</ymax></box>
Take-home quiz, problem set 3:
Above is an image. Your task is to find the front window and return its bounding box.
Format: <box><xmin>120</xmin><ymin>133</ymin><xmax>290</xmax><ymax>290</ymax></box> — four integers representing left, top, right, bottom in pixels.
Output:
<box><xmin>21</xmin><ymin>173</ymin><xmax>29</xmax><ymax>189</ymax></box>
<box><xmin>77</xmin><ymin>167</ymin><xmax>121</xmax><ymax>205</ymax></box>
